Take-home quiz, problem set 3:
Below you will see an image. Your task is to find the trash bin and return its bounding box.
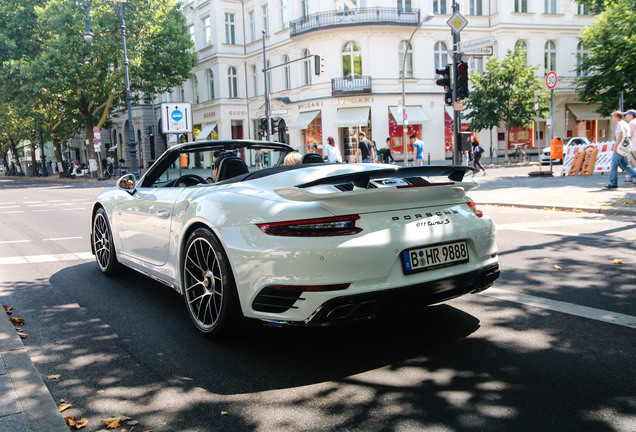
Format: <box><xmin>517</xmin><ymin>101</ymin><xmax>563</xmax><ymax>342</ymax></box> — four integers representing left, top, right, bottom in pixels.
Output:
<box><xmin>550</xmin><ymin>137</ymin><xmax>564</xmax><ymax>160</ymax></box>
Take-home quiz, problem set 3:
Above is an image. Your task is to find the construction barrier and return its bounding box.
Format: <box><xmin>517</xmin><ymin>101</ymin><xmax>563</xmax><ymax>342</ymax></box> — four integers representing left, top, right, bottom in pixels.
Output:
<box><xmin>561</xmin><ymin>141</ymin><xmax>613</xmax><ymax>176</ymax></box>
<box><xmin>568</xmin><ymin>152</ymin><xmax>586</xmax><ymax>176</ymax></box>
<box><xmin>581</xmin><ymin>148</ymin><xmax>598</xmax><ymax>176</ymax></box>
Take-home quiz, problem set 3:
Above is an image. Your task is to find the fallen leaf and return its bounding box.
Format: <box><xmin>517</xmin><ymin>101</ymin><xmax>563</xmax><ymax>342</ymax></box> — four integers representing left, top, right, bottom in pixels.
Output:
<box><xmin>59</xmin><ymin>402</ymin><xmax>73</xmax><ymax>412</ymax></box>
<box><xmin>2</xmin><ymin>304</ymin><xmax>13</xmax><ymax>313</ymax></box>
<box><xmin>613</xmin><ymin>259</ymin><xmax>624</xmax><ymax>264</ymax></box>
<box><xmin>10</xmin><ymin>317</ymin><xmax>24</xmax><ymax>325</ymax></box>
<box><xmin>221</xmin><ymin>411</ymin><xmax>229</xmax><ymax>416</ymax></box>
<box><xmin>17</xmin><ymin>331</ymin><xmax>28</xmax><ymax>339</ymax></box>
<box><xmin>553</xmin><ymin>265</ymin><xmax>562</xmax><ymax>270</ymax></box>
<box><xmin>128</xmin><ymin>420</ymin><xmax>139</xmax><ymax>425</ymax></box>
<box><xmin>47</xmin><ymin>374</ymin><xmax>61</xmax><ymax>380</ymax></box>
<box><xmin>64</xmin><ymin>416</ymin><xmax>89</xmax><ymax>430</ymax></box>
<box><xmin>103</xmin><ymin>418</ymin><xmax>120</xmax><ymax>429</ymax></box>
<box><xmin>143</xmin><ymin>430</ymin><xmax>156</xmax><ymax>432</ymax></box>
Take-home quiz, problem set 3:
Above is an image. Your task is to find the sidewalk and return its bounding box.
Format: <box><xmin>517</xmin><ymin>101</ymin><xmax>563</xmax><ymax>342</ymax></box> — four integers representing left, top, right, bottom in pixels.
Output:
<box><xmin>0</xmin><ymin>311</ymin><xmax>68</xmax><ymax>432</ymax></box>
<box><xmin>469</xmin><ymin>165</ymin><xmax>636</xmax><ymax>216</ymax></box>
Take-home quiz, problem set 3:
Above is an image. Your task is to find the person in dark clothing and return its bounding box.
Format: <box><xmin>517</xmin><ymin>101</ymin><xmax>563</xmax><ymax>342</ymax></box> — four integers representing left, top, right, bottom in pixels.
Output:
<box><xmin>354</xmin><ymin>131</ymin><xmax>376</xmax><ymax>163</ymax></box>
<box><xmin>472</xmin><ymin>136</ymin><xmax>487</xmax><ymax>175</ymax></box>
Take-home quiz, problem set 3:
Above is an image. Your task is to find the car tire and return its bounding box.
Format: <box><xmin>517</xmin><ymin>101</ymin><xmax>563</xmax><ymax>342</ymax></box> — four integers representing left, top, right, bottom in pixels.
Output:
<box><xmin>92</xmin><ymin>208</ymin><xmax>121</xmax><ymax>276</ymax></box>
<box><xmin>182</xmin><ymin>228</ymin><xmax>242</xmax><ymax>337</ymax></box>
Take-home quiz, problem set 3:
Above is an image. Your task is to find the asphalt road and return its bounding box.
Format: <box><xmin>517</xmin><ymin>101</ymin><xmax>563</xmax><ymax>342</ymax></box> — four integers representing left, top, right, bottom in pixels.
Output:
<box><xmin>0</xmin><ymin>178</ymin><xmax>634</xmax><ymax>432</ymax></box>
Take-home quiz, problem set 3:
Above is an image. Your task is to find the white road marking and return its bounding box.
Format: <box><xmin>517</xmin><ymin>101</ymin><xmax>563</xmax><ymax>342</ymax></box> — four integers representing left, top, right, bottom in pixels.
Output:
<box><xmin>499</xmin><ymin>227</ymin><xmax>635</xmax><ymax>243</ymax></box>
<box><xmin>0</xmin><ymin>240</ymin><xmax>30</xmax><ymax>244</ymax></box>
<box><xmin>0</xmin><ymin>252</ymin><xmax>93</xmax><ymax>265</ymax></box>
<box><xmin>43</xmin><ymin>237</ymin><xmax>83</xmax><ymax>241</ymax></box>
<box><xmin>481</xmin><ymin>287</ymin><xmax>636</xmax><ymax>329</ymax></box>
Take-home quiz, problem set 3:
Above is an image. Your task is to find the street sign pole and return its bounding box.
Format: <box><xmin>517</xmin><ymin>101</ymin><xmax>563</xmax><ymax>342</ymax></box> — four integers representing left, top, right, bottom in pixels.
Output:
<box><xmin>545</xmin><ymin>72</ymin><xmax>558</xmax><ymax>174</ymax></box>
<box><xmin>451</xmin><ymin>0</ymin><xmax>462</xmax><ymax>165</ymax></box>
<box><xmin>262</xmin><ymin>31</ymin><xmax>271</xmax><ymax>141</ymax></box>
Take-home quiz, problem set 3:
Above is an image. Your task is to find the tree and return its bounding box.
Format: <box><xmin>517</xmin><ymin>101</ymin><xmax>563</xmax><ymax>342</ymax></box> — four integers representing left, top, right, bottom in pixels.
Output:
<box><xmin>576</xmin><ymin>0</ymin><xmax>610</xmax><ymax>14</ymax></box>
<box><xmin>23</xmin><ymin>0</ymin><xmax>196</xmax><ymax>177</ymax></box>
<box><xmin>576</xmin><ymin>0</ymin><xmax>636</xmax><ymax>115</ymax></box>
<box><xmin>464</xmin><ymin>49</ymin><xmax>550</xmax><ymax>161</ymax></box>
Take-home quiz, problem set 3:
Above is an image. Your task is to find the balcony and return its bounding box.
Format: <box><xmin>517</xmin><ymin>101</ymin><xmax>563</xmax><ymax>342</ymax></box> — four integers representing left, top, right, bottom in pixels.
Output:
<box><xmin>290</xmin><ymin>8</ymin><xmax>420</xmax><ymax>37</ymax></box>
<box><xmin>332</xmin><ymin>76</ymin><xmax>372</xmax><ymax>96</ymax></box>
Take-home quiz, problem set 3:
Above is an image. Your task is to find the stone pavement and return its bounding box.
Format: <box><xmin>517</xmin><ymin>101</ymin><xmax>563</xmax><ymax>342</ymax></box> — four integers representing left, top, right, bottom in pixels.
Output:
<box><xmin>0</xmin><ymin>310</ymin><xmax>68</xmax><ymax>432</ymax></box>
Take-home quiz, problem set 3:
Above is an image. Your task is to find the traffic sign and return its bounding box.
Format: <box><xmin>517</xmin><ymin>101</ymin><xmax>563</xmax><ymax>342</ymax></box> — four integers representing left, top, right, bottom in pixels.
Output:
<box><xmin>546</xmin><ymin>71</ymin><xmax>557</xmax><ymax>89</ymax></box>
<box><xmin>94</xmin><ymin>144</ymin><xmax>101</xmax><ymax>153</ymax></box>
<box><xmin>271</xmin><ymin>109</ymin><xmax>288</xmax><ymax>115</ymax></box>
<box><xmin>459</xmin><ymin>36</ymin><xmax>495</xmax><ymax>53</ymax></box>
<box><xmin>92</xmin><ymin>137</ymin><xmax>100</xmax><ymax>144</ymax></box>
<box><xmin>92</xmin><ymin>126</ymin><xmax>100</xmax><ymax>133</ymax></box>
<box><xmin>447</xmin><ymin>12</ymin><xmax>468</xmax><ymax>34</ymax></box>
<box><xmin>462</xmin><ymin>47</ymin><xmax>493</xmax><ymax>57</ymax></box>
<box><xmin>454</xmin><ymin>101</ymin><xmax>464</xmax><ymax>111</ymax></box>
<box><xmin>94</xmin><ymin>132</ymin><xmax>101</xmax><ymax>140</ymax></box>
<box><xmin>161</xmin><ymin>102</ymin><xmax>193</xmax><ymax>134</ymax></box>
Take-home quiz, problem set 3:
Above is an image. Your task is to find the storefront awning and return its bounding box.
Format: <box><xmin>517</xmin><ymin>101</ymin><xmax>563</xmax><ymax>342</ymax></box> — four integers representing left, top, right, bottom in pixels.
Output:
<box><xmin>389</xmin><ymin>106</ymin><xmax>429</xmax><ymax>123</ymax></box>
<box><xmin>196</xmin><ymin>123</ymin><xmax>217</xmax><ymax>141</ymax></box>
<box><xmin>289</xmin><ymin>110</ymin><xmax>320</xmax><ymax>129</ymax></box>
<box><xmin>335</xmin><ymin>107</ymin><xmax>370</xmax><ymax>127</ymax></box>
<box><xmin>567</xmin><ymin>104</ymin><xmax>607</xmax><ymax>121</ymax></box>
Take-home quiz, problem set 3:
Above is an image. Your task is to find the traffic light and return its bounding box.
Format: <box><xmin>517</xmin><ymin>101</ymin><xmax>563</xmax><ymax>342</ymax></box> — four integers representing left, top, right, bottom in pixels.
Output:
<box><xmin>436</xmin><ymin>65</ymin><xmax>453</xmax><ymax>106</ymax></box>
<box><xmin>277</xmin><ymin>119</ymin><xmax>287</xmax><ymax>143</ymax></box>
<box><xmin>314</xmin><ymin>54</ymin><xmax>324</xmax><ymax>76</ymax></box>
<box><xmin>271</xmin><ymin>118</ymin><xmax>279</xmax><ymax>135</ymax></box>
<box><xmin>258</xmin><ymin>118</ymin><xmax>267</xmax><ymax>137</ymax></box>
<box><xmin>456</xmin><ymin>61</ymin><xmax>469</xmax><ymax>99</ymax></box>
<box><xmin>145</xmin><ymin>125</ymin><xmax>154</xmax><ymax>137</ymax></box>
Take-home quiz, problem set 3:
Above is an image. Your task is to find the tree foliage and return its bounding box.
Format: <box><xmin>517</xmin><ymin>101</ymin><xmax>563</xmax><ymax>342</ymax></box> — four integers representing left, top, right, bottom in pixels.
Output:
<box><xmin>576</xmin><ymin>0</ymin><xmax>636</xmax><ymax>115</ymax></box>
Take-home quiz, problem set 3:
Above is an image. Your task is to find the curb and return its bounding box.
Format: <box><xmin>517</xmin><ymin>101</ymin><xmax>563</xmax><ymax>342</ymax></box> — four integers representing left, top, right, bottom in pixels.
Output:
<box><xmin>478</xmin><ymin>202</ymin><xmax>636</xmax><ymax>217</ymax></box>
<box><xmin>0</xmin><ymin>313</ymin><xmax>68</xmax><ymax>432</ymax></box>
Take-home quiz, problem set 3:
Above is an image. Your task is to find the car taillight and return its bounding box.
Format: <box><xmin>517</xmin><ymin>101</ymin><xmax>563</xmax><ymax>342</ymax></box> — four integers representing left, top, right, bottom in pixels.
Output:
<box><xmin>257</xmin><ymin>214</ymin><xmax>362</xmax><ymax>237</ymax></box>
<box><xmin>467</xmin><ymin>201</ymin><xmax>483</xmax><ymax>218</ymax></box>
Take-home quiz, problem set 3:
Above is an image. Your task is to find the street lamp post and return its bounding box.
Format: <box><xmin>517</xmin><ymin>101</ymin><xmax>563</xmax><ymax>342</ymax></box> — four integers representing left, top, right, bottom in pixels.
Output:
<box><xmin>401</xmin><ymin>12</ymin><xmax>434</xmax><ymax>167</ymax></box>
<box><xmin>78</xmin><ymin>0</ymin><xmax>139</xmax><ymax>177</ymax></box>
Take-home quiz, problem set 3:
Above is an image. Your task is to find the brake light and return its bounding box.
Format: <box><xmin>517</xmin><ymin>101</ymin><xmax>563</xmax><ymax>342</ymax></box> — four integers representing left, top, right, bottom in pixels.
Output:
<box><xmin>257</xmin><ymin>214</ymin><xmax>362</xmax><ymax>237</ymax></box>
<box><xmin>265</xmin><ymin>283</ymin><xmax>350</xmax><ymax>292</ymax></box>
<box><xmin>467</xmin><ymin>201</ymin><xmax>483</xmax><ymax>218</ymax></box>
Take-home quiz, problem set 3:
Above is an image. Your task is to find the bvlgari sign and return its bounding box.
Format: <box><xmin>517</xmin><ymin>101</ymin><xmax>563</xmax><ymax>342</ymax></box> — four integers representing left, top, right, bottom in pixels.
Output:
<box><xmin>298</xmin><ymin>96</ymin><xmax>375</xmax><ymax>110</ymax></box>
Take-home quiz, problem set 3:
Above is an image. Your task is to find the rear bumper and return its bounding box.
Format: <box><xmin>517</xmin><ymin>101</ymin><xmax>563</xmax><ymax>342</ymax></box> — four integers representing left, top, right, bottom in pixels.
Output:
<box><xmin>295</xmin><ymin>263</ymin><xmax>500</xmax><ymax>326</ymax></box>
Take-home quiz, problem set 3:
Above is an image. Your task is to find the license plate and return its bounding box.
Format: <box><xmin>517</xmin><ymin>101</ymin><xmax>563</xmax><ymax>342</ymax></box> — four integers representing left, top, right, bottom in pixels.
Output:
<box><xmin>402</xmin><ymin>241</ymin><xmax>469</xmax><ymax>274</ymax></box>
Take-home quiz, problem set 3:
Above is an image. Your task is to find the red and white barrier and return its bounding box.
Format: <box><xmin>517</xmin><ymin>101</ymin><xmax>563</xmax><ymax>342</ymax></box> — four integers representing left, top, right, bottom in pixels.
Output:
<box><xmin>561</xmin><ymin>141</ymin><xmax>613</xmax><ymax>175</ymax></box>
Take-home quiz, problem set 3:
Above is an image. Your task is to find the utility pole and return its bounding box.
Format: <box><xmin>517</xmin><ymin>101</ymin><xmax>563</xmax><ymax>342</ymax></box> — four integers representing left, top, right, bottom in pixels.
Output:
<box><xmin>452</xmin><ymin>0</ymin><xmax>461</xmax><ymax>165</ymax></box>
<box><xmin>262</xmin><ymin>30</ymin><xmax>271</xmax><ymax>141</ymax></box>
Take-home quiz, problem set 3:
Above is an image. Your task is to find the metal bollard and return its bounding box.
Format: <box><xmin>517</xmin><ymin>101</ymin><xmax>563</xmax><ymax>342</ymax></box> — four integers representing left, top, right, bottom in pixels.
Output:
<box><xmin>428</xmin><ymin>153</ymin><xmax>431</xmax><ymax>165</ymax></box>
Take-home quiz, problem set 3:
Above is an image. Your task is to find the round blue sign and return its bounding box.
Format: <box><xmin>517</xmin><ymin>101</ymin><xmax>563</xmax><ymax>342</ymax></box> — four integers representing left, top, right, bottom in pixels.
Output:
<box><xmin>171</xmin><ymin>109</ymin><xmax>183</xmax><ymax>121</ymax></box>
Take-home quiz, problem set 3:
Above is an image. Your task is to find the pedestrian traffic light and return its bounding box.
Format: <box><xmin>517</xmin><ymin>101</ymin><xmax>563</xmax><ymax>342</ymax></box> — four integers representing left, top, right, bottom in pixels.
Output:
<box><xmin>314</xmin><ymin>55</ymin><xmax>324</xmax><ymax>76</ymax></box>
<box><xmin>456</xmin><ymin>61</ymin><xmax>469</xmax><ymax>99</ymax></box>
<box><xmin>258</xmin><ymin>118</ymin><xmax>267</xmax><ymax>137</ymax></box>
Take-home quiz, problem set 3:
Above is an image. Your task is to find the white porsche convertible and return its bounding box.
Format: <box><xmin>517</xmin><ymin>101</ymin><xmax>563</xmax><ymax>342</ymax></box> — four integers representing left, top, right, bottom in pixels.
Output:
<box><xmin>91</xmin><ymin>140</ymin><xmax>499</xmax><ymax>336</ymax></box>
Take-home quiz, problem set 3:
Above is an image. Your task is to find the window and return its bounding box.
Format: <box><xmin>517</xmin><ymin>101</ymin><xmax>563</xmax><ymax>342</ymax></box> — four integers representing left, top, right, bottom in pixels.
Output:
<box><xmin>251</xmin><ymin>65</ymin><xmax>258</xmax><ymax>97</ymax></box>
<box><xmin>577</xmin><ymin>3</ymin><xmax>591</xmax><ymax>15</ymax></box>
<box><xmin>188</xmin><ymin>25</ymin><xmax>195</xmax><ymax>51</ymax></box>
<box><xmin>262</xmin><ymin>5</ymin><xmax>269</xmax><ymax>37</ymax></box>
<box><xmin>338</xmin><ymin>0</ymin><xmax>358</xmax><ymax>11</ymax></box>
<box><xmin>397</xmin><ymin>0</ymin><xmax>412</xmax><ymax>12</ymax></box>
<box><xmin>301</xmin><ymin>0</ymin><xmax>309</xmax><ymax>18</ymax></box>
<box><xmin>514</xmin><ymin>0</ymin><xmax>528</xmax><ymax>13</ymax></box>
<box><xmin>399</xmin><ymin>40</ymin><xmax>413</xmax><ymax>78</ymax></box>
<box><xmin>280</xmin><ymin>0</ymin><xmax>289</xmax><ymax>29</ymax></box>
<box><xmin>192</xmin><ymin>75</ymin><xmax>199</xmax><ymax>104</ymax></box>
<box><xmin>544</xmin><ymin>0</ymin><xmax>556</xmax><ymax>14</ymax></box>
<box><xmin>544</xmin><ymin>40</ymin><xmax>556</xmax><ymax>75</ymax></box>
<box><xmin>577</xmin><ymin>42</ymin><xmax>588</xmax><ymax>76</ymax></box>
<box><xmin>208</xmin><ymin>70</ymin><xmax>215</xmax><ymax>100</ymax></box>
<box><xmin>177</xmin><ymin>86</ymin><xmax>185</xmax><ymax>102</ymax></box>
<box><xmin>433</xmin><ymin>0</ymin><xmax>448</xmax><ymax>14</ymax></box>
<box><xmin>225</xmin><ymin>13</ymin><xmax>235</xmax><ymax>44</ymax></box>
<box><xmin>470</xmin><ymin>56</ymin><xmax>484</xmax><ymax>73</ymax></box>
<box><xmin>283</xmin><ymin>55</ymin><xmax>291</xmax><ymax>90</ymax></box>
<box><xmin>266</xmin><ymin>60</ymin><xmax>272</xmax><ymax>92</ymax></box>
<box><xmin>228</xmin><ymin>67</ymin><xmax>238</xmax><ymax>98</ymax></box>
<box><xmin>248</xmin><ymin>11</ymin><xmax>256</xmax><ymax>42</ymax></box>
<box><xmin>515</xmin><ymin>40</ymin><xmax>527</xmax><ymax>61</ymax></box>
<box><xmin>434</xmin><ymin>41</ymin><xmax>448</xmax><ymax>70</ymax></box>
<box><xmin>202</xmin><ymin>16</ymin><xmax>211</xmax><ymax>47</ymax></box>
<box><xmin>342</xmin><ymin>41</ymin><xmax>362</xmax><ymax>78</ymax></box>
<box><xmin>470</xmin><ymin>0</ymin><xmax>483</xmax><ymax>16</ymax></box>
<box><xmin>302</xmin><ymin>49</ymin><xmax>312</xmax><ymax>86</ymax></box>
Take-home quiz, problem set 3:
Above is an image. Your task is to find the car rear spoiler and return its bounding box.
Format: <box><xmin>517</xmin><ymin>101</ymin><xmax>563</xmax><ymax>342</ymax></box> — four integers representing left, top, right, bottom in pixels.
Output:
<box><xmin>296</xmin><ymin>165</ymin><xmax>478</xmax><ymax>189</ymax></box>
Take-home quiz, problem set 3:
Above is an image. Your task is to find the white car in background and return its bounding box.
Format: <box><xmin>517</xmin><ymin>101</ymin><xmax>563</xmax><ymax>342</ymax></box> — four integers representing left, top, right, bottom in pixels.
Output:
<box><xmin>540</xmin><ymin>137</ymin><xmax>591</xmax><ymax>164</ymax></box>
<box><xmin>91</xmin><ymin>140</ymin><xmax>500</xmax><ymax>337</ymax></box>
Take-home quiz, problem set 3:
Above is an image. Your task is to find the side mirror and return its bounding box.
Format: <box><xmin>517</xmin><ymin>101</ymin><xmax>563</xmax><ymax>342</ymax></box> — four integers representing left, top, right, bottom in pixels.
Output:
<box><xmin>117</xmin><ymin>173</ymin><xmax>137</xmax><ymax>194</ymax></box>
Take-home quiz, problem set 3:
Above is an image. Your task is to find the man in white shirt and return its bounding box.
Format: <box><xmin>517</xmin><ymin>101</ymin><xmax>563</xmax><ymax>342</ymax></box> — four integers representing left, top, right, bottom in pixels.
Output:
<box><xmin>607</xmin><ymin>111</ymin><xmax>636</xmax><ymax>189</ymax></box>
<box><xmin>623</xmin><ymin>109</ymin><xmax>636</xmax><ymax>182</ymax></box>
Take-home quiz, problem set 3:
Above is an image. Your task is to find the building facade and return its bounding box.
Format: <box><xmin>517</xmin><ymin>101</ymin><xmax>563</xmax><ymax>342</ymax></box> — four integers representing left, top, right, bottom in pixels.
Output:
<box><xmin>113</xmin><ymin>0</ymin><xmax>599</xmax><ymax>167</ymax></box>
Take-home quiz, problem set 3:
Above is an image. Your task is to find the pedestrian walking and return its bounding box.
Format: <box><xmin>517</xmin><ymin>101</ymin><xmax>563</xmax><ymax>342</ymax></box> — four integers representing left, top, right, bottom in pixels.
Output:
<box><xmin>472</xmin><ymin>136</ymin><xmax>487</xmax><ymax>175</ymax></box>
<box><xmin>409</xmin><ymin>134</ymin><xmax>424</xmax><ymax>166</ymax></box>
<box><xmin>324</xmin><ymin>136</ymin><xmax>342</xmax><ymax>163</ymax></box>
<box><xmin>606</xmin><ymin>111</ymin><xmax>636</xmax><ymax>189</ymax></box>
<box><xmin>354</xmin><ymin>132</ymin><xmax>375</xmax><ymax>163</ymax></box>
<box><xmin>623</xmin><ymin>109</ymin><xmax>636</xmax><ymax>182</ymax></box>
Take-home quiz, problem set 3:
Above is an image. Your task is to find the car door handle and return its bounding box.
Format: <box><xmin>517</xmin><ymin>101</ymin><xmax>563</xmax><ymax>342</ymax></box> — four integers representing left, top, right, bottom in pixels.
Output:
<box><xmin>156</xmin><ymin>210</ymin><xmax>170</xmax><ymax>219</ymax></box>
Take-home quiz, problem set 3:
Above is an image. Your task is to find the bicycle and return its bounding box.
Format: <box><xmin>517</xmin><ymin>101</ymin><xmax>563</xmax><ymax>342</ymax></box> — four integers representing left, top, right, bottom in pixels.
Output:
<box><xmin>511</xmin><ymin>144</ymin><xmax>529</xmax><ymax>164</ymax></box>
